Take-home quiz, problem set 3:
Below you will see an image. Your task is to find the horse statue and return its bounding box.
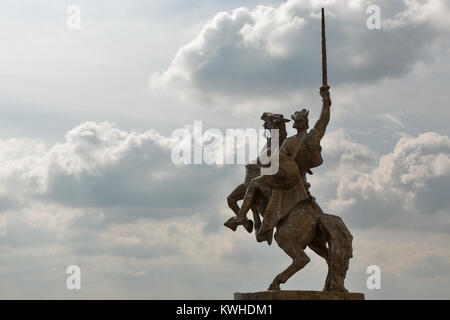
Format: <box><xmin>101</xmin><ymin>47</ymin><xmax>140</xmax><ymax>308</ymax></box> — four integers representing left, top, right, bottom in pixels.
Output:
<box><xmin>224</xmin><ymin>85</ymin><xmax>353</xmax><ymax>292</ymax></box>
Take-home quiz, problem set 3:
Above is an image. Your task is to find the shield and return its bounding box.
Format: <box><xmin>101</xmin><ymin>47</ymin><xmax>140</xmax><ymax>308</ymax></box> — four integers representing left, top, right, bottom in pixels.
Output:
<box><xmin>263</xmin><ymin>153</ymin><xmax>302</xmax><ymax>190</ymax></box>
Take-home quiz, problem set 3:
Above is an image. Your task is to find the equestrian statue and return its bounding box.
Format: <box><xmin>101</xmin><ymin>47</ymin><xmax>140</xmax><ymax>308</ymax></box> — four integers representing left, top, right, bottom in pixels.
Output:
<box><xmin>224</xmin><ymin>8</ymin><xmax>353</xmax><ymax>293</ymax></box>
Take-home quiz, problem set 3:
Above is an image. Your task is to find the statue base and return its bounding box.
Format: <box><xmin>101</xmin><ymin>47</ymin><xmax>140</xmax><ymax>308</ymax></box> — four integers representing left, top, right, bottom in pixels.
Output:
<box><xmin>234</xmin><ymin>290</ymin><xmax>365</xmax><ymax>300</ymax></box>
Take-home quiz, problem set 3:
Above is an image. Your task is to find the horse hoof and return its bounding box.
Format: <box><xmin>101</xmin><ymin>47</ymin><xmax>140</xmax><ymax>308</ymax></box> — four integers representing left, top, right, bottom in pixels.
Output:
<box><xmin>223</xmin><ymin>220</ymin><xmax>238</xmax><ymax>232</ymax></box>
<box><xmin>243</xmin><ymin>220</ymin><xmax>253</xmax><ymax>233</ymax></box>
<box><xmin>268</xmin><ymin>283</ymin><xmax>281</xmax><ymax>291</ymax></box>
<box><xmin>256</xmin><ymin>229</ymin><xmax>273</xmax><ymax>245</ymax></box>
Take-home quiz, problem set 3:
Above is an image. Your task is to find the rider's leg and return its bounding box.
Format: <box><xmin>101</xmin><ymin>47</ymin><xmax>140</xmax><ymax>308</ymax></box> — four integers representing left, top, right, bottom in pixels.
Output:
<box><xmin>226</xmin><ymin>184</ymin><xmax>254</xmax><ymax>233</ymax></box>
<box><xmin>236</xmin><ymin>176</ymin><xmax>264</xmax><ymax>218</ymax></box>
<box><xmin>224</xmin><ymin>177</ymin><xmax>265</xmax><ymax>232</ymax></box>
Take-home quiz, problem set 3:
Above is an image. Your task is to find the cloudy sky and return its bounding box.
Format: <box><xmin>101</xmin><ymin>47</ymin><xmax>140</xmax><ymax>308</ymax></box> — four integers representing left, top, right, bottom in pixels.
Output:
<box><xmin>0</xmin><ymin>0</ymin><xmax>449</xmax><ymax>299</ymax></box>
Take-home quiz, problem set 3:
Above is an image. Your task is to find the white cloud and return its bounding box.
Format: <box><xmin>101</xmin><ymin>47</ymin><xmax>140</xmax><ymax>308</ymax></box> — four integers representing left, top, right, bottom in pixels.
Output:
<box><xmin>151</xmin><ymin>0</ymin><xmax>447</xmax><ymax>110</ymax></box>
<box><xmin>322</xmin><ymin>129</ymin><xmax>376</xmax><ymax>169</ymax></box>
<box><xmin>330</xmin><ymin>131</ymin><xmax>450</xmax><ymax>232</ymax></box>
<box><xmin>385</xmin><ymin>0</ymin><xmax>450</xmax><ymax>31</ymax></box>
<box><xmin>377</xmin><ymin>113</ymin><xmax>405</xmax><ymax>128</ymax></box>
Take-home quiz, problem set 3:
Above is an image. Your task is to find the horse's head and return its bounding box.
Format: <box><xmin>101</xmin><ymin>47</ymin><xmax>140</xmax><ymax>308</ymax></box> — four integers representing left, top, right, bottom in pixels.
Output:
<box><xmin>261</xmin><ymin>112</ymin><xmax>290</xmax><ymax>143</ymax></box>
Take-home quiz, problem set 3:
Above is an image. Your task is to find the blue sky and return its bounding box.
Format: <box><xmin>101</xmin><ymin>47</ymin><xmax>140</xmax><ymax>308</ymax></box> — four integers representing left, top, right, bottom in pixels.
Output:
<box><xmin>0</xmin><ymin>0</ymin><xmax>449</xmax><ymax>299</ymax></box>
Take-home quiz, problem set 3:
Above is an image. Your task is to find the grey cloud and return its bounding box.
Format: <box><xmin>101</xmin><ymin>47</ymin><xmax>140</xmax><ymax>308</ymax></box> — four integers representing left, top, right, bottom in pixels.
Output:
<box><xmin>70</xmin><ymin>237</ymin><xmax>181</xmax><ymax>260</ymax></box>
<box><xmin>0</xmin><ymin>120</ymin><xmax>241</xmax><ymax>262</ymax></box>
<box><xmin>408</xmin><ymin>254</ymin><xmax>450</xmax><ymax>279</ymax></box>
<box><xmin>0</xmin><ymin>121</ymin><xmax>235</xmax><ymax>223</ymax></box>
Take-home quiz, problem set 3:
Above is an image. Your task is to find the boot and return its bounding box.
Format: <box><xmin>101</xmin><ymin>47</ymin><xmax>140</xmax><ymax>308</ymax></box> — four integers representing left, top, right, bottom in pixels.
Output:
<box><xmin>224</xmin><ymin>216</ymin><xmax>253</xmax><ymax>233</ymax></box>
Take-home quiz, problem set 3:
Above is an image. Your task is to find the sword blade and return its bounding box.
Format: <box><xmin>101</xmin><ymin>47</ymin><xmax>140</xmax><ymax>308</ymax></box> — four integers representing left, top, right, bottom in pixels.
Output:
<box><xmin>321</xmin><ymin>8</ymin><xmax>328</xmax><ymax>86</ymax></box>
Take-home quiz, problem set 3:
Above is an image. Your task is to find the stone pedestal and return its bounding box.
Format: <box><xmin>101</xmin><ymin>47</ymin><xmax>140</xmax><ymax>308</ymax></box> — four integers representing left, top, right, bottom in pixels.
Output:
<box><xmin>234</xmin><ymin>290</ymin><xmax>365</xmax><ymax>300</ymax></box>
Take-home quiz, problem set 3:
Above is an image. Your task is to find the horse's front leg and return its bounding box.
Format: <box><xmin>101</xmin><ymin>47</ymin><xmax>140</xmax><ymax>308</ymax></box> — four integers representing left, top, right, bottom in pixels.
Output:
<box><xmin>251</xmin><ymin>207</ymin><xmax>261</xmax><ymax>233</ymax></box>
<box><xmin>227</xmin><ymin>183</ymin><xmax>245</xmax><ymax>214</ymax></box>
<box><xmin>225</xmin><ymin>184</ymin><xmax>253</xmax><ymax>233</ymax></box>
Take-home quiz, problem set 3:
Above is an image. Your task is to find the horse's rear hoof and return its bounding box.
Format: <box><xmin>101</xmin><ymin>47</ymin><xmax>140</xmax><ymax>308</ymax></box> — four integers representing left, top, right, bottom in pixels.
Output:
<box><xmin>268</xmin><ymin>282</ymin><xmax>281</xmax><ymax>291</ymax></box>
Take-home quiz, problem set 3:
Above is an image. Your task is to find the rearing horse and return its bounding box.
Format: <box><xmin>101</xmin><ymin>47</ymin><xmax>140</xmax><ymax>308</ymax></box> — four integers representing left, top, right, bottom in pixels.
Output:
<box><xmin>268</xmin><ymin>197</ymin><xmax>353</xmax><ymax>292</ymax></box>
<box><xmin>225</xmin><ymin>87</ymin><xmax>353</xmax><ymax>292</ymax></box>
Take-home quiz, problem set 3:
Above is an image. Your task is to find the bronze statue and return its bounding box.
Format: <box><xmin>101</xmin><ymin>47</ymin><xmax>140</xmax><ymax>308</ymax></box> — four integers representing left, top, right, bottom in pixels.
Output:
<box><xmin>224</xmin><ymin>8</ymin><xmax>353</xmax><ymax>293</ymax></box>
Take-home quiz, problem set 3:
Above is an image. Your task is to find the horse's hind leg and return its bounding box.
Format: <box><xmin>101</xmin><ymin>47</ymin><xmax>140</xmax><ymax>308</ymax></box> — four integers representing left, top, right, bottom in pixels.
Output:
<box><xmin>268</xmin><ymin>212</ymin><xmax>317</xmax><ymax>291</ymax></box>
<box><xmin>268</xmin><ymin>248</ymin><xmax>310</xmax><ymax>291</ymax></box>
<box><xmin>308</xmin><ymin>229</ymin><xmax>329</xmax><ymax>263</ymax></box>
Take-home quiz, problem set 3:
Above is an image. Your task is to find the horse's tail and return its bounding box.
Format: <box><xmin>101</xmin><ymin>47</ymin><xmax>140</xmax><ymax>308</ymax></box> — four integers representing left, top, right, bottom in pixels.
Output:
<box><xmin>318</xmin><ymin>214</ymin><xmax>353</xmax><ymax>292</ymax></box>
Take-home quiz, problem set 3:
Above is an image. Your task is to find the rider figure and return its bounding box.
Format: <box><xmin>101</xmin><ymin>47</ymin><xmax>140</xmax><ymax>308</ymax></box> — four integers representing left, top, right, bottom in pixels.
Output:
<box><xmin>224</xmin><ymin>85</ymin><xmax>331</xmax><ymax>237</ymax></box>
